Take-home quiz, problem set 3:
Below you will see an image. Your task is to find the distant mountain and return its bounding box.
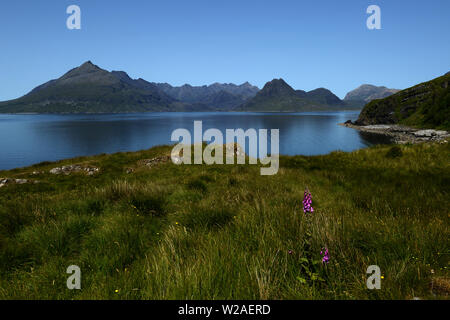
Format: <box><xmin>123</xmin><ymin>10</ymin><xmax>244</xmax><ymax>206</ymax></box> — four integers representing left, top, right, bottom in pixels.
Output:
<box><xmin>0</xmin><ymin>62</ymin><xmax>259</xmax><ymax>113</ymax></box>
<box><xmin>0</xmin><ymin>61</ymin><xmax>201</xmax><ymax>113</ymax></box>
<box><xmin>237</xmin><ymin>78</ymin><xmax>358</xmax><ymax>112</ymax></box>
<box><xmin>153</xmin><ymin>82</ymin><xmax>259</xmax><ymax>110</ymax></box>
<box><xmin>356</xmin><ymin>72</ymin><xmax>450</xmax><ymax>130</ymax></box>
<box><xmin>344</xmin><ymin>84</ymin><xmax>400</xmax><ymax>104</ymax></box>
<box><xmin>301</xmin><ymin>88</ymin><xmax>343</xmax><ymax>106</ymax></box>
<box><xmin>0</xmin><ymin>61</ymin><xmax>402</xmax><ymax>114</ymax></box>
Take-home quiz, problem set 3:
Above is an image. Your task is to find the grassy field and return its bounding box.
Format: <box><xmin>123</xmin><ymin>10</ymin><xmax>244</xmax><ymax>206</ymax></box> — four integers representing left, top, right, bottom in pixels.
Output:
<box><xmin>0</xmin><ymin>142</ymin><xmax>449</xmax><ymax>299</ymax></box>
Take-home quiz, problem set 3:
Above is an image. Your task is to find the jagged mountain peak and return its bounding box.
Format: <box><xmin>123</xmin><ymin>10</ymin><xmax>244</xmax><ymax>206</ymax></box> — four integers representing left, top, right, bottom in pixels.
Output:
<box><xmin>258</xmin><ymin>78</ymin><xmax>297</xmax><ymax>97</ymax></box>
<box><xmin>69</xmin><ymin>60</ymin><xmax>102</xmax><ymax>74</ymax></box>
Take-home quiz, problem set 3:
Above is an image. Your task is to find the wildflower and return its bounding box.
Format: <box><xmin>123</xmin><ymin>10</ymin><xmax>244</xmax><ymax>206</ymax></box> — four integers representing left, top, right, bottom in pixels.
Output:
<box><xmin>288</xmin><ymin>250</ymin><xmax>293</xmax><ymax>255</ymax></box>
<box><xmin>302</xmin><ymin>189</ymin><xmax>314</xmax><ymax>214</ymax></box>
<box><xmin>114</xmin><ymin>289</ymin><xmax>119</xmax><ymax>293</ymax></box>
<box><xmin>381</xmin><ymin>276</ymin><xmax>384</xmax><ymax>279</ymax></box>
<box><xmin>320</xmin><ymin>247</ymin><xmax>329</xmax><ymax>264</ymax></box>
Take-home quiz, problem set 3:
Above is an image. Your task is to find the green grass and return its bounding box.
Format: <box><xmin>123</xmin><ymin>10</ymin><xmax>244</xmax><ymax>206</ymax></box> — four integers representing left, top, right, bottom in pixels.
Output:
<box><xmin>0</xmin><ymin>143</ymin><xmax>449</xmax><ymax>299</ymax></box>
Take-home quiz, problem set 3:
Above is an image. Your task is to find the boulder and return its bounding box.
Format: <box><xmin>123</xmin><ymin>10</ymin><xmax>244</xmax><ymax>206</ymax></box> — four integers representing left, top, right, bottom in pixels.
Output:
<box><xmin>0</xmin><ymin>178</ymin><xmax>12</xmax><ymax>188</ymax></box>
<box><xmin>414</xmin><ymin>130</ymin><xmax>435</xmax><ymax>137</ymax></box>
<box><xmin>50</xmin><ymin>167</ymin><xmax>63</xmax><ymax>174</ymax></box>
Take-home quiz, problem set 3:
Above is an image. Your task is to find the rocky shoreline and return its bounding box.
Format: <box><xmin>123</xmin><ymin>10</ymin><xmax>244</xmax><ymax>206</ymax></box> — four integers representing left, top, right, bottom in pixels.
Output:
<box><xmin>339</xmin><ymin>121</ymin><xmax>450</xmax><ymax>144</ymax></box>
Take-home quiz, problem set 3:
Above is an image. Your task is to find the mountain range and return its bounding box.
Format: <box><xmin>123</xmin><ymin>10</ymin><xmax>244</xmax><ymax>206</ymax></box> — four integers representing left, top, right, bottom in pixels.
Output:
<box><xmin>0</xmin><ymin>61</ymin><xmax>400</xmax><ymax>113</ymax></box>
<box><xmin>152</xmin><ymin>82</ymin><xmax>259</xmax><ymax>110</ymax></box>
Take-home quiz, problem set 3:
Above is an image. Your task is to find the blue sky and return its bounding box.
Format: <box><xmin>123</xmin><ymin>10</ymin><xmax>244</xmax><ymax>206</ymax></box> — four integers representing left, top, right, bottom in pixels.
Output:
<box><xmin>0</xmin><ymin>0</ymin><xmax>449</xmax><ymax>100</ymax></box>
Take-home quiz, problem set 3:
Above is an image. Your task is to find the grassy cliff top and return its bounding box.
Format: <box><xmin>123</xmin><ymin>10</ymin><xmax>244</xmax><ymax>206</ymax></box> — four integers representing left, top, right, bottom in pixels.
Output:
<box><xmin>0</xmin><ymin>143</ymin><xmax>449</xmax><ymax>299</ymax></box>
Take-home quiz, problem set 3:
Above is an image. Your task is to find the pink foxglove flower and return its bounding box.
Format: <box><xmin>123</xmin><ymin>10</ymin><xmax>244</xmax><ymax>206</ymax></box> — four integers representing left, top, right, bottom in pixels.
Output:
<box><xmin>302</xmin><ymin>190</ymin><xmax>314</xmax><ymax>214</ymax></box>
<box><xmin>320</xmin><ymin>248</ymin><xmax>329</xmax><ymax>264</ymax></box>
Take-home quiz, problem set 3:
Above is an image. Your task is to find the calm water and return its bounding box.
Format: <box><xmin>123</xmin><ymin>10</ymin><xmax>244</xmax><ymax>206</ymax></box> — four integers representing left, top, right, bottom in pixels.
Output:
<box><xmin>0</xmin><ymin>112</ymin><xmax>391</xmax><ymax>170</ymax></box>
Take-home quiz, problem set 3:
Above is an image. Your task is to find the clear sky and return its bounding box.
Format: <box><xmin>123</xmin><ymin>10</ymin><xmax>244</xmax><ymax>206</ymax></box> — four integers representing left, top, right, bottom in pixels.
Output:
<box><xmin>0</xmin><ymin>0</ymin><xmax>449</xmax><ymax>100</ymax></box>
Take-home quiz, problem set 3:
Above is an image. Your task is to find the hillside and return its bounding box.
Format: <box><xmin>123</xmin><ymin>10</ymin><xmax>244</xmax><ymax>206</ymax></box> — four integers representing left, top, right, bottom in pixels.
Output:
<box><xmin>0</xmin><ymin>142</ymin><xmax>448</xmax><ymax>299</ymax></box>
<box><xmin>237</xmin><ymin>79</ymin><xmax>361</xmax><ymax>111</ymax></box>
<box><xmin>0</xmin><ymin>62</ymin><xmax>207</xmax><ymax>113</ymax></box>
<box><xmin>356</xmin><ymin>73</ymin><xmax>450</xmax><ymax>130</ymax></box>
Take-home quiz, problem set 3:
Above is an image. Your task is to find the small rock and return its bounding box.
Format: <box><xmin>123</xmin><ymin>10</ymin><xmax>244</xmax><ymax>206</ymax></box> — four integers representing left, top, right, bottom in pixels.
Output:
<box><xmin>0</xmin><ymin>178</ymin><xmax>11</xmax><ymax>185</ymax></box>
<box><xmin>15</xmin><ymin>179</ymin><xmax>28</xmax><ymax>184</ymax></box>
<box><xmin>414</xmin><ymin>129</ymin><xmax>436</xmax><ymax>137</ymax></box>
<box><xmin>50</xmin><ymin>167</ymin><xmax>62</xmax><ymax>174</ymax></box>
<box><xmin>139</xmin><ymin>156</ymin><xmax>171</xmax><ymax>167</ymax></box>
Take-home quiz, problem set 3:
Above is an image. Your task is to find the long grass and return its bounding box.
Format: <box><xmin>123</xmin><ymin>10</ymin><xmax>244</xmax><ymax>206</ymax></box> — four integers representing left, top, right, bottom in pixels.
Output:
<box><xmin>0</xmin><ymin>143</ymin><xmax>448</xmax><ymax>299</ymax></box>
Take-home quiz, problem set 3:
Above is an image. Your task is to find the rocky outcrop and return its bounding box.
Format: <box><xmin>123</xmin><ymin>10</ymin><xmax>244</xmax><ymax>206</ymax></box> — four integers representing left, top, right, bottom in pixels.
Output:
<box><xmin>49</xmin><ymin>164</ymin><xmax>99</xmax><ymax>175</ymax></box>
<box><xmin>340</xmin><ymin>123</ymin><xmax>450</xmax><ymax>144</ymax></box>
<box><xmin>0</xmin><ymin>178</ymin><xmax>38</xmax><ymax>188</ymax></box>
<box><xmin>138</xmin><ymin>156</ymin><xmax>171</xmax><ymax>167</ymax></box>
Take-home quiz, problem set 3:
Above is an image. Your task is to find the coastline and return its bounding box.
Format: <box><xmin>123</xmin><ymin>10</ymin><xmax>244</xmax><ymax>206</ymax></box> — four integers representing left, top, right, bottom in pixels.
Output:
<box><xmin>339</xmin><ymin>122</ymin><xmax>450</xmax><ymax>144</ymax></box>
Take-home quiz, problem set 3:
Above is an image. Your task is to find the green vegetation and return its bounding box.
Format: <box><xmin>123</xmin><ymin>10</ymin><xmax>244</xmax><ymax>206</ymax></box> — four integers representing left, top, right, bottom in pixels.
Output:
<box><xmin>357</xmin><ymin>73</ymin><xmax>450</xmax><ymax>130</ymax></box>
<box><xmin>0</xmin><ymin>143</ymin><xmax>449</xmax><ymax>299</ymax></box>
